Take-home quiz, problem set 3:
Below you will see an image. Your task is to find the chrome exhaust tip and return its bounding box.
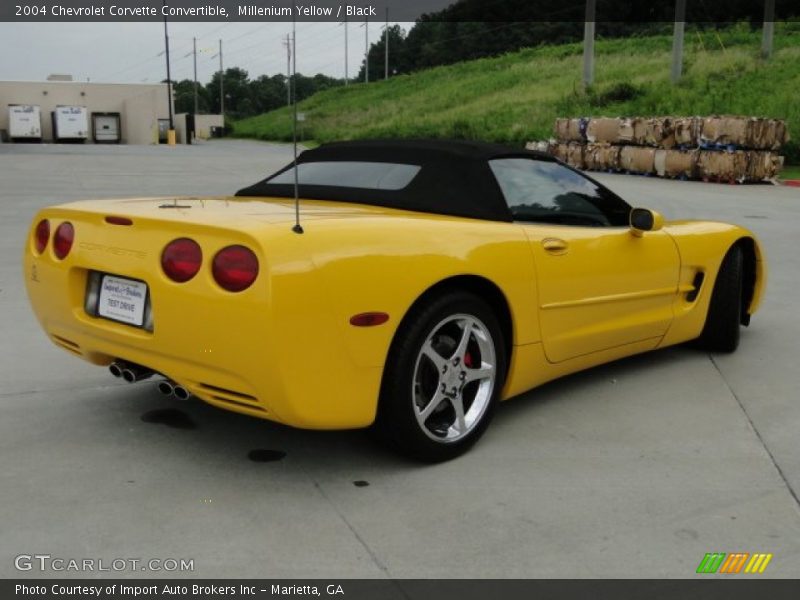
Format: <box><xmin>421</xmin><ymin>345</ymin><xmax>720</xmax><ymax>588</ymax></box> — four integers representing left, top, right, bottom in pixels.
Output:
<box><xmin>116</xmin><ymin>362</ymin><xmax>154</xmax><ymax>383</ymax></box>
<box><xmin>109</xmin><ymin>362</ymin><xmax>124</xmax><ymax>378</ymax></box>
<box><xmin>157</xmin><ymin>381</ymin><xmax>175</xmax><ymax>397</ymax></box>
<box><xmin>173</xmin><ymin>386</ymin><xmax>191</xmax><ymax>401</ymax></box>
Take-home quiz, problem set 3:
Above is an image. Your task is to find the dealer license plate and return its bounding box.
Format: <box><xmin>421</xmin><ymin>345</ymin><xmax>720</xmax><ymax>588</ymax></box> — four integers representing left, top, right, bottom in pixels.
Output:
<box><xmin>97</xmin><ymin>275</ymin><xmax>148</xmax><ymax>327</ymax></box>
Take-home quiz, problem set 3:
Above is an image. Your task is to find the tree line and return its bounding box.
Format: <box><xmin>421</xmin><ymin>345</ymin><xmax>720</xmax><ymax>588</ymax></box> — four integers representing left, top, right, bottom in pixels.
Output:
<box><xmin>172</xmin><ymin>68</ymin><xmax>343</xmax><ymax>119</ymax></box>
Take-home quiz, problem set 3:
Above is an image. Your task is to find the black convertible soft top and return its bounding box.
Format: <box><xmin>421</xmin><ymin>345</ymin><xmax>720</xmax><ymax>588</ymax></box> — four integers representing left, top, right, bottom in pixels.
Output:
<box><xmin>235</xmin><ymin>139</ymin><xmax>556</xmax><ymax>222</ymax></box>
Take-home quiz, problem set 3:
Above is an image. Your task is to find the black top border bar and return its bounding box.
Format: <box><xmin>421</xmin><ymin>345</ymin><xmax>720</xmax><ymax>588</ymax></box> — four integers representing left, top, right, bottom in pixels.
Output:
<box><xmin>2</xmin><ymin>0</ymin><xmax>799</xmax><ymax>23</ymax></box>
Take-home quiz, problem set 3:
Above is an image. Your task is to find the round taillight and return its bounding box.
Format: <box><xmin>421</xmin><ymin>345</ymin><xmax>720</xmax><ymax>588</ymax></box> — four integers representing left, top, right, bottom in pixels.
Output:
<box><xmin>212</xmin><ymin>245</ymin><xmax>259</xmax><ymax>292</ymax></box>
<box><xmin>161</xmin><ymin>238</ymin><xmax>202</xmax><ymax>283</ymax></box>
<box><xmin>34</xmin><ymin>219</ymin><xmax>50</xmax><ymax>254</ymax></box>
<box><xmin>53</xmin><ymin>222</ymin><xmax>74</xmax><ymax>260</ymax></box>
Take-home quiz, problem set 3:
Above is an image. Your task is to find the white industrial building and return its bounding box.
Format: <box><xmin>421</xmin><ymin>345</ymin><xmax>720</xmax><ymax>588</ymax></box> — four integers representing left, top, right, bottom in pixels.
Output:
<box><xmin>0</xmin><ymin>78</ymin><xmax>222</xmax><ymax>145</ymax></box>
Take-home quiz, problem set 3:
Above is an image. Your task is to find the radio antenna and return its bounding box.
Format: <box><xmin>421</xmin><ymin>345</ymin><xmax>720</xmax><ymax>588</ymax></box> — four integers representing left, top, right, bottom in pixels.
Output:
<box><xmin>291</xmin><ymin>13</ymin><xmax>303</xmax><ymax>234</ymax></box>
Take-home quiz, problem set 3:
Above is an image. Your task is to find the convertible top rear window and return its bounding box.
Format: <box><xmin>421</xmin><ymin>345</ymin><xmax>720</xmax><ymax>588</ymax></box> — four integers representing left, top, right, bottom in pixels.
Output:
<box><xmin>268</xmin><ymin>161</ymin><xmax>421</xmax><ymax>191</ymax></box>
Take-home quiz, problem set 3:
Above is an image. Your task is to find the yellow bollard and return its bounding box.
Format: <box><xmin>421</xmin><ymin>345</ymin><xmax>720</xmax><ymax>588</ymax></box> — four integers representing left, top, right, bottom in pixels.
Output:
<box><xmin>167</xmin><ymin>129</ymin><xmax>176</xmax><ymax>146</ymax></box>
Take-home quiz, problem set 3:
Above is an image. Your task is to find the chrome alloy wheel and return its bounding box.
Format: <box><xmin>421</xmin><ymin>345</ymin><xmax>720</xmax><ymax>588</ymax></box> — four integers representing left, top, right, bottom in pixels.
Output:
<box><xmin>412</xmin><ymin>314</ymin><xmax>497</xmax><ymax>443</ymax></box>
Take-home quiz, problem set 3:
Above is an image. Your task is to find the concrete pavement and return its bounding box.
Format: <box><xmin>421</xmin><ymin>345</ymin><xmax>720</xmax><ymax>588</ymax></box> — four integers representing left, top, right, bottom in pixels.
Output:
<box><xmin>1</xmin><ymin>141</ymin><xmax>798</xmax><ymax>579</ymax></box>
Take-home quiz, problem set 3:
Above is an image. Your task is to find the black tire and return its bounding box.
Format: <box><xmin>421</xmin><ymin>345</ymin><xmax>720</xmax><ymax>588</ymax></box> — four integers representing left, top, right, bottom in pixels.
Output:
<box><xmin>695</xmin><ymin>246</ymin><xmax>743</xmax><ymax>353</ymax></box>
<box><xmin>374</xmin><ymin>291</ymin><xmax>507</xmax><ymax>462</ymax></box>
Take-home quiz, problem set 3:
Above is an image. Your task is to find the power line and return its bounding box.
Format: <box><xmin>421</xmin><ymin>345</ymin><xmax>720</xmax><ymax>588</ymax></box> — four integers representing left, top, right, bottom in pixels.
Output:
<box><xmin>221</xmin><ymin>32</ymin><xmax>287</xmax><ymax>59</ymax></box>
<box><xmin>226</xmin><ymin>23</ymin><xmax>269</xmax><ymax>44</ymax></box>
<box><xmin>96</xmin><ymin>35</ymin><xmax>196</xmax><ymax>81</ymax></box>
<box><xmin>197</xmin><ymin>22</ymin><xmax>232</xmax><ymax>40</ymax></box>
<box><xmin>224</xmin><ymin>40</ymin><xmax>287</xmax><ymax>74</ymax></box>
<box><xmin>96</xmin><ymin>54</ymin><xmax>161</xmax><ymax>81</ymax></box>
<box><xmin>294</xmin><ymin>23</ymin><xmax>343</xmax><ymax>52</ymax></box>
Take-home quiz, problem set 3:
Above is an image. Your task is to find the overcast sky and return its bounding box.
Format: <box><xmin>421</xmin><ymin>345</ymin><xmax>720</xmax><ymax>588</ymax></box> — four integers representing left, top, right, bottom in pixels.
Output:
<box><xmin>0</xmin><ymin>21</ymin><xmax>413</xmax><ymax>84</ymax></box>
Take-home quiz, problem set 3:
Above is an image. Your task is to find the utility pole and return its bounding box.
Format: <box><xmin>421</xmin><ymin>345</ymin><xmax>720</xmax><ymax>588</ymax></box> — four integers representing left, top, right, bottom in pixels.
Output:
<box><xmin>283</xmin><ymin>33</ymin><xmax>292</xmax><ymax>105</ymax></box>
<box><xmin>192</xmin><ymin>37</ymin><xmax>198</xmax><ymax>115</ymax></box>
<box><xmin>364</xmin><ymin>17</ymin><xmax>369</xmax><ymax>83</ymax></box>
<box><xmin>161</xmin><ymin>0</ymin><xmax>174</xmax><ymax>144</ymax></box>
<box><xmin>384</xmin><ymin>8</ymin><xmax>389</xmax><ymax>80</ymax></box>
<box><xmin>582</xmin><ymin>0</ymin><xmax>596</xmax><ymax>89</ymax></box>
<box><xmin>762</xmin><ymin>0</ymin><xmax>775</xmax><ymax>59</ymax></box>
<box><xmin>671</xmin><ymin>0</ymin><xmax>686</xmax><ymax>83</ymax></box>
<box><xmin>343</xmin><ymin>16</ymin><xmax>348</xmax><ymax>85</ymax></box>
<box><xmin>218</xmin><ymin>39</ymin><xmax>224</xmax><ymax>121</ymax></box>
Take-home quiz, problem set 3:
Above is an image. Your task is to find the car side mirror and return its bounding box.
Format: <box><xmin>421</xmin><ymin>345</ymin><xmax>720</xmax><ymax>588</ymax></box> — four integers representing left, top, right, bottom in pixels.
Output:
<box><xmin>630</xmin><ymin>208</ymin><xmax>664</xmax><ymax>237</ymax></box>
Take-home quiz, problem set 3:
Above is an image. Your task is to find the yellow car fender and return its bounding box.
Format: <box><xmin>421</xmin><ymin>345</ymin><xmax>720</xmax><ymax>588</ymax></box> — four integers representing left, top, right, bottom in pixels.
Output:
<box><xmin>299</xmin><ymin>215</ymin><xmax>540</xmax><ymax>369</ymax></box>
<box><xmin>660</xmin><ymin>221</ymin><xmax>766</xmax><ymax>348</ymax></box>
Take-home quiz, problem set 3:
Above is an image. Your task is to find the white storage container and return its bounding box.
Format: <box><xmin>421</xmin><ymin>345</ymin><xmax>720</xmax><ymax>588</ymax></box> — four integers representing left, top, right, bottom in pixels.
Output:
<box><xmin>8</xmin><ymin>104</ymin><xmax>42</xmax><ymax>140</ymax></box>
<box><xmin>53</xmin><ymin>106</ymin><xmax>89</xmax><ymax>141</ymax></box>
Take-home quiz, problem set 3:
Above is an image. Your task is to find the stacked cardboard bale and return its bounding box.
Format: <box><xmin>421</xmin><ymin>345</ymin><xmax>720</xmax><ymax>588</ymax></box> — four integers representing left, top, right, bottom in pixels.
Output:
<box><xmin>527</xmin><ymin>116</ymin><xmax>787</xmax><ymax>182</ymax></box>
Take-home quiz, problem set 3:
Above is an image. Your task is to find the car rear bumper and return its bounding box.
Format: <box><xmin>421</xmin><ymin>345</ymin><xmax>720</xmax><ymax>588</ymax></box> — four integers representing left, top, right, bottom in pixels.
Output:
<box><xmin>23</xmin><ymin>212</ymin><xmax>382</xmax><ymax>430</ymax></box>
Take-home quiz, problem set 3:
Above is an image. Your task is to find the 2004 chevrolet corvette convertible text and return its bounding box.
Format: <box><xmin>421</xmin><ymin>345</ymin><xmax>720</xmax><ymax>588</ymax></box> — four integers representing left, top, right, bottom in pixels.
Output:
<box><xmin>23</xmin><ymin>140</ymin><xmax>766</xmax><ymax>461</ymax></box>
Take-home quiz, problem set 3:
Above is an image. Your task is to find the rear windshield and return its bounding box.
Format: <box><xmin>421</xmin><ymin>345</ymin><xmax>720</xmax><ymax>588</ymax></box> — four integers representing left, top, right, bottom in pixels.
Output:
<box><xmin>267</xmin><ymin>161</ymin><xmax>421</xmax><ymax>191</ymax></box>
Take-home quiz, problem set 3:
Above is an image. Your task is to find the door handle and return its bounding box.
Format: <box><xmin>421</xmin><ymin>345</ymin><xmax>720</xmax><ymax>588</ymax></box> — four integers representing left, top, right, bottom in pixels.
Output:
<box><xmin>542</xmin><ymin>238</ymin><xmax>569</xmax><ymax>254</ymax></box>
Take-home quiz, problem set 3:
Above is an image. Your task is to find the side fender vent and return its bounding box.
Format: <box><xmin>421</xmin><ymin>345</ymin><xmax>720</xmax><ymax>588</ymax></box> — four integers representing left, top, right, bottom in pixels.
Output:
<box><xmin>686</xmin><ymin>271</ymin><xmax>705</xmax><ymax>302</ymax></box>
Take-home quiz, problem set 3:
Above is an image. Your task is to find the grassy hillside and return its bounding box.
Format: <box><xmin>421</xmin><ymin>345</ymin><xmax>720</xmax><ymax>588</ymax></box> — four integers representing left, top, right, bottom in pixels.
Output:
<box><xmin>233</xmin><ymin>24</ymin><xmax>800</xmax><ymax>162</ymax></box>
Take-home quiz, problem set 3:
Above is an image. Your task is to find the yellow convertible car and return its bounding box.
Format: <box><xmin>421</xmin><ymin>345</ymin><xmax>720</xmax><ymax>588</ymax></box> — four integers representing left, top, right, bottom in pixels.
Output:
<box><xmin>24</xmin><ymin>140</ymin><xmax>766</xmax><ymax>461</ymax></box>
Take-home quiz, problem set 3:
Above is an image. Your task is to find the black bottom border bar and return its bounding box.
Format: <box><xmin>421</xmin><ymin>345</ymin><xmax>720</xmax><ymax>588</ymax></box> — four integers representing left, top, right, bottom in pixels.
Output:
<box><xmin>5</xmin><ymin>579</ymin><xmax>800</xmax><ymax>600</ymax></box>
